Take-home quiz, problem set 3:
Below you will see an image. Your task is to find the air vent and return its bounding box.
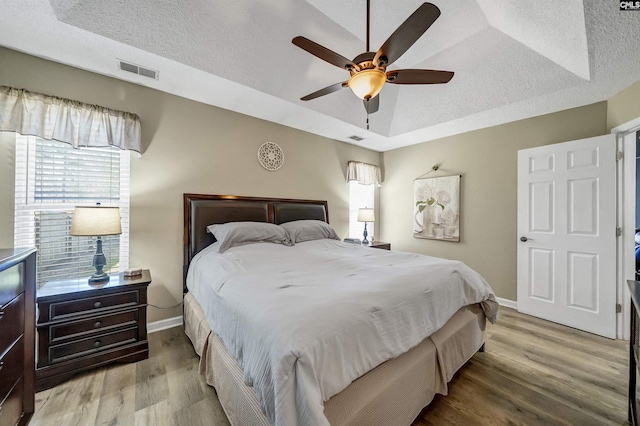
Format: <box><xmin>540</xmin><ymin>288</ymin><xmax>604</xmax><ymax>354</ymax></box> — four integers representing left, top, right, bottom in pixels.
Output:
<box><xmin>118</xmin><ymin>60</ymin><xmax>159</xmax><ymax>80</ymax></box>
<box><xmin>348</xmin><ymin>135</ymin><xmax>365</xmax><ymax>141</ymax></box>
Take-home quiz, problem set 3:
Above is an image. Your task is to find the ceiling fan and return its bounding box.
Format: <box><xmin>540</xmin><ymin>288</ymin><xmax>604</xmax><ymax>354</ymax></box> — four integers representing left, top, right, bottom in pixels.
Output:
<box><xmin>292</xmin><ymin>1</ymin><xmax>454</xmax><ymax>116</ymax></box>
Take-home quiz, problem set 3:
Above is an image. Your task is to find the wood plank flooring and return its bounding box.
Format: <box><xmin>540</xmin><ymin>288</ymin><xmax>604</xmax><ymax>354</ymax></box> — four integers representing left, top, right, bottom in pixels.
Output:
<box><xmin>30</xmin><ymin>307</ymin><xmax>628</xmax><ymax>425</ymax></box>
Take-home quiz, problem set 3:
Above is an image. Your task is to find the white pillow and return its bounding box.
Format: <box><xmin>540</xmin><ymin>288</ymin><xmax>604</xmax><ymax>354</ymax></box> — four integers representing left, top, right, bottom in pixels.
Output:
<box><xmin>206</xmin><ymin>222</ymin><xmax>293</xmax><ymax>253</ymax></box>
<box><xmin>279</xmin><ymin>220</ymin><xmax>340</xmax><ymax>243</ymax></box>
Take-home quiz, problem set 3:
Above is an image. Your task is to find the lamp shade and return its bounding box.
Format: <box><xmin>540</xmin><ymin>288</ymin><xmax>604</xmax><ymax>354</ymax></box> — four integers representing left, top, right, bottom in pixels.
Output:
<box><xmin>348</xmin><ymin>69</ymin><xmax>386</xmax><ymax>100</ymax></box>
<box><xmin>70</xmin><ymin>206</ymin><xmax>122</xmax><ymax>236</ymax></box>
<box><xmin>357</xmin><ymin>208</ymin><xmax>375</xmax><ymax>223</ymax></box>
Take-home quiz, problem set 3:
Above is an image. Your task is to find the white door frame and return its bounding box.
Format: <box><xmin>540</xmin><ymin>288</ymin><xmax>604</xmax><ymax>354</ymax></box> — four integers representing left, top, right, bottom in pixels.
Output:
<box><xmin>613</xmin><ymin>117</ymin><xmax>640</xmax><ymax>340</ymax></box>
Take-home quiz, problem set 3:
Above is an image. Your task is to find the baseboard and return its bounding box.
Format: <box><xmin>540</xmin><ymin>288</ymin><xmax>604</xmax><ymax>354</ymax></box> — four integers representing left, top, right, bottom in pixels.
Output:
<box><xmin>495</xmin><ymin>297</ymin><xmax>517</xmax><ymax>310</ymax></box>
<box><xmin>147</xmin><ymin>315</ymin><xmax>183</xmax><ymax>334</ymax></box>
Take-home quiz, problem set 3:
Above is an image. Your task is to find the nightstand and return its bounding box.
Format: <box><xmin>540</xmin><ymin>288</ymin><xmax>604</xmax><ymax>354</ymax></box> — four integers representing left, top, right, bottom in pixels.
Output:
<box><xmin>367</xmin><ymin>241</ymin><xmax>391</xmax><ymax>250</ymax></box>
<box><xmin>35</xmin><ymin>270</ymin><xmax>151</xmax><ymax>391</ymax></box>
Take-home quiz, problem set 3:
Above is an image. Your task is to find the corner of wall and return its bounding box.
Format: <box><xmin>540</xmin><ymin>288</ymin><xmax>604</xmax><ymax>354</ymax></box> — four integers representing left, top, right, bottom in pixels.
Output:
<box><xmin>607</xmin><ymin>80</ymin><xmax>640</xmax><ymax>131</ymax></box>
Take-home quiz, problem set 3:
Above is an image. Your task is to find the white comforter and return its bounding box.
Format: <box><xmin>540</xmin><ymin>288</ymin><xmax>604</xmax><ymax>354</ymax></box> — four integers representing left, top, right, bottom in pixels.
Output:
<box><xmin>187</xmin><ymin>239</ymin><xmax>498</xmax><ymax>426</ymax></box>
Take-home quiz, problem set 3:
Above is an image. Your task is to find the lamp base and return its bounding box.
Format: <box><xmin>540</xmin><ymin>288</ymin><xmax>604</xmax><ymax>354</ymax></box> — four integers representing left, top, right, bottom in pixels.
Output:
<box><xmin>89</xmin><ymin>272</ymin><xmax>110</xmax><ymax>284</ymax></box>
<box><xmin>89</xmin><ymin>236</ymin><xmax>109</xmax><ymax>285</ymax></box>
<box><xmin>362</xmin><ymin>222</ymin><xmax>369</xmax><ymax>244</ymax></box>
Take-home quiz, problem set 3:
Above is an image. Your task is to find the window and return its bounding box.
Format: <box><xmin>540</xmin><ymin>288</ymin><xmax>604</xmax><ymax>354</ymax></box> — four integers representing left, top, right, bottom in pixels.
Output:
<box><xmin>348</xmin><ymin>181</ymin><xmax>375</xmax><ymax>240</ymax></box>
<box><xmin>14</xmin><ymin>136</ymin><xmax>130</xmax><ymax>287</ymax></box>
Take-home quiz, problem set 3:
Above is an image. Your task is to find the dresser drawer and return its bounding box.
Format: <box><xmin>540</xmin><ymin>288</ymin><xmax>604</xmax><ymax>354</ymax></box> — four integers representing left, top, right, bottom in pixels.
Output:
<box><xmin>49</xmin><ymin>328</ymin><xmax>138</xmax><ymax>363</ymax></box>
<box><xmin>0</xmin><ymin>376</ymin><xmax>23</xmax><ymax>426</ymax></box>
<box><xmin>0</xmin><ymin>263</ymin><xmax>24</xmax><ymax>308</ymax></box>
<box><xmin>0</xmin><ymin>336</ymin><xmax>23</xmax><ymax>406</ymax></box>
<box><xmin>48</xmin><ymin>290</ymin><xmax>139</xmax><ymax>321</ymax></box>
<box><xmin>0</xmin><ymin>293</ymin><xmax>24</xmax><ymax>355</ymax></box>
<box><xmin>48</xmin><ymin>309</ymin><xmax>138</xmax><ymax>343</ymax></box>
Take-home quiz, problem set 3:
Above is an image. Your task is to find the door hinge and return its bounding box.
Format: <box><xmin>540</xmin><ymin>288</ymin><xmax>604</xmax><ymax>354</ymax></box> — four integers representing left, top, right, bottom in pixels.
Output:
<box><xmin>617</xmin><ymin>151</ymin><xmax>624</xmax><ymax>161</ymax></box>
<box><xmin>616</xmin><ymin>303</ymin><xmax>622</xmax><ymax>313</ymax></box>
<box><xmin>616</xmin><ymin>227</ymin><xmax>622</xmax><ymax>237</ymax></box>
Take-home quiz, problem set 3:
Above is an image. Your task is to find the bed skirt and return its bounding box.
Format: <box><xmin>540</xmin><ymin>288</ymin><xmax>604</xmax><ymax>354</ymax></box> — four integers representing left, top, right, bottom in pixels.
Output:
<box><xmin>183</xmin><ymin>292</ymin><xmax>485</xmax><ymax>426</ymax></box>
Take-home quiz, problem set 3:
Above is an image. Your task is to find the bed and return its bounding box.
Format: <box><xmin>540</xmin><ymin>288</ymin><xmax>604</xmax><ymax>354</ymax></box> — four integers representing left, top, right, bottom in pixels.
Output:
<box><xmin>182</xmin><ymin>194</ymin><xmax>498</xmax><ymax>426</ymax></box>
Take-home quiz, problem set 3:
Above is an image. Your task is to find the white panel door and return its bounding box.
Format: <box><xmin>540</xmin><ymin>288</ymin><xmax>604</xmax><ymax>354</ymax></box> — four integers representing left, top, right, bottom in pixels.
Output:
<box><xmin>517</xmin><ymin>134</ymin><xmax>617</xmax><ymax>338</ymax></box>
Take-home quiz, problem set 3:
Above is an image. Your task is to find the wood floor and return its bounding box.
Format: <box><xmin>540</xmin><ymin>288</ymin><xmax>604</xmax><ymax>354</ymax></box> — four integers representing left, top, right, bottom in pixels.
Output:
<box><xmin>30</xmin><ymin>307</ymin><xmax>629</xmax><ymax>426</ymax></box>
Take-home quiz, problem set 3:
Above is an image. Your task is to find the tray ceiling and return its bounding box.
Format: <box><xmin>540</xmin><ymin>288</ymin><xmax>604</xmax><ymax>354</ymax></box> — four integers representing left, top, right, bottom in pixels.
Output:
<box><xmin>0</xmin><ymin>0</ymin><xmax>639</xmax><ymax>151</ymax></box>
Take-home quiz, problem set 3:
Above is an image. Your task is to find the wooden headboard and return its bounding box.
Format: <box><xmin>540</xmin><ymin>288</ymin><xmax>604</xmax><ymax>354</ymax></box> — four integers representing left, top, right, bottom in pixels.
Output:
<box><xmin>183</xmin><ymin>194</ymin><xmax>329</xmax><ymax>292</ymax></box>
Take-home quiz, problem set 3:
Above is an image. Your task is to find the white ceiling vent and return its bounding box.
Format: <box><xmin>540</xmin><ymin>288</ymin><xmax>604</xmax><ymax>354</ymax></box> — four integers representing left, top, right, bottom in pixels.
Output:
<box><xmin>118</xmin><ymin>60</ymin><xmax>159</xmax><ymax>80</ymax></box>
<box><xmin>348</xmin><ymin>135</ymin><xmax>365</xmax><ymax>141</ymax></box>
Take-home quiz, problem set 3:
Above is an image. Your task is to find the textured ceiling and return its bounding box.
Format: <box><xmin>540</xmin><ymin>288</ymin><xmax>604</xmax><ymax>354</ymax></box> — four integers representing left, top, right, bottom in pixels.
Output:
<box><xmin>0</xmin><ymin>0</ymin><xmax>639</xmax><ymax>151</ymax></box>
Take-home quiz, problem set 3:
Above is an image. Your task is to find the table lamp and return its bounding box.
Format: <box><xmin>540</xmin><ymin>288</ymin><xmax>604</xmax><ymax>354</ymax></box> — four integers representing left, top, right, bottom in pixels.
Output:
<box><xmin>357</xmin><ymin>208</ymin><xmax>375</xmax><ymax>244</ymax></box>
<box><xmin>70</xmin><ymin>205</ymin><xmax>122</xmax><ymax>283</ymax></box>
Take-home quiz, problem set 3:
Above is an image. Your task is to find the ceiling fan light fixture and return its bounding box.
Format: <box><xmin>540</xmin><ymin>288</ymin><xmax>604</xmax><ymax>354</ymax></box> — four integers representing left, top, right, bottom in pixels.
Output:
<box><xmin>347</xmin><ymin>69</ymin><xmax>386</xmax><ymax>100</ymax></box>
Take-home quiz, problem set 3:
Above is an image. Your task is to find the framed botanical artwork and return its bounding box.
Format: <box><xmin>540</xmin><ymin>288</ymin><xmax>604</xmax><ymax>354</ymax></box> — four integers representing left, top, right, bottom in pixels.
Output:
<box><xmin>413</xmin><ymin>175</ymin><xmax>460</xmax><ymax>242</ymax></box>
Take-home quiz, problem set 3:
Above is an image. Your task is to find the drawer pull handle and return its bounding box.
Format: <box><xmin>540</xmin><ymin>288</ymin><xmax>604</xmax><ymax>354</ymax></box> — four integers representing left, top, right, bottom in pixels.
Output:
<box><xmin>0</xmin><ymin>361</ymin><xmax>4</xmax><ymax>373</ymax></box>
<box><xmin>0</xmin><ymin>310</ymin><xmax>3</xmax><ymax>320</ymax></box>
<box><xmin>94</xmin><ymin>321</ymin><xmax>101</xmax><ymax>328</ymax></box>
<box><xmin>94</xmin><ymin>340</ymin><xmax>101</xmax><ymax>348</ymax></box>
<box><xmin>94</xmin><ymin>301</ymin><xmax>102</xmax><ymax>308</ymax></box>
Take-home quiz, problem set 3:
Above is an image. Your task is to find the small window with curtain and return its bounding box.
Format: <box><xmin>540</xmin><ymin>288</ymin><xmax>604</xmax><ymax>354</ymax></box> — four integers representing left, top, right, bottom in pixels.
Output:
<box><xmin>347</xmin><ymin>161</ymin><xmax>380</xmax><ymax>240</ymax></box>
<box><xmin>14</xmin><ymin>135</ymin><xmax>130</xmax><ymax>287</ymax></box>
<box><xmin>348</xmin><ymin>181</ymin><xmax>375</xmax><ymax>240</ymax></box>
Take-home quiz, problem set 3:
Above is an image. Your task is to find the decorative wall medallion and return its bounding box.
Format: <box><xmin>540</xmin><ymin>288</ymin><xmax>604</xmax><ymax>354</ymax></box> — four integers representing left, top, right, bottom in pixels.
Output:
<box><xmin>257</xmin><ymin>142</ymin><xmax>284</xmax><ymax>171</ymax></box>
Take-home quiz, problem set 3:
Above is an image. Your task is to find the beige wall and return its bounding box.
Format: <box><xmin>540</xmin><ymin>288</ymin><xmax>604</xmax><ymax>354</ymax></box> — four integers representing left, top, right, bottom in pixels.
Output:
<box><xmin>0</xmin><ymin>131</ymin><xmax>15</xmax><ymax>247</ymax></box>
<box><xmin>0</xmin><ymin>47</ymin><xmax>381</xmax><ymax>322</ymax></box>
<box><xmin>380</xmin><ymin>103</ymin><xmax>608</xmax><ymax>301</ymax></box>
<box><xmin>607</xmin><ymin>80</ymin><xmax>640</xmax><ymax>131</ymax></box>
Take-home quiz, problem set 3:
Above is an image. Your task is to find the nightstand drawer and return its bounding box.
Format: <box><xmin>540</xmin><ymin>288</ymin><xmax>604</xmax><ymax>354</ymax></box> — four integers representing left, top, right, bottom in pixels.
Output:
<box><xmin>49</xmin><ymin>327</ymin><xmax>138</xmax><ymax>364</ymax></box>
<box><xmin>0</xmin><ymin>294</ymin><xmax>24</xmax><ymax>355</ymax></box>
<box><xmin>48</xmin><ymin>290</ymin><xmax>140</xmax><ymax>321</ymax></box>
<box><xmin>48</xmin><ymin>309</ymin><xmax>138</xmax><ymax>343</ymax></box>
<box><xmin>0</xmin><ymin>263</ymin><xmax>24</xmax><ymax>307</ymax></box>
<box><xmin>0</xmin><ymin>336</ymin><xmax>23</xmax><ymax>404</ymax></box>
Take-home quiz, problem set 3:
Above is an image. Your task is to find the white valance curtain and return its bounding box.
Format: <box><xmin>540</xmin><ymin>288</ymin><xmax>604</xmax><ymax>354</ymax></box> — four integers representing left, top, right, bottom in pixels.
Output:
<box><xmin>347</xmin><ymin>161</ymin><xmax>382</xmax><ymax>186</ymax></box>
<box><xmin>0</xmin><ymin>85</ymin><xmax>141</xmax><ymax>153</ymax></box>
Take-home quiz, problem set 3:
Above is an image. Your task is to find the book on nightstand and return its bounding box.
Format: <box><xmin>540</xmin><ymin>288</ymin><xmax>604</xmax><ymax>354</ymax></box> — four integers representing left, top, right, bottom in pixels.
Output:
<box><xmin>124</xmin><ymin>268</ymin><xmax>143</xmax><ymax>277</ymax></box>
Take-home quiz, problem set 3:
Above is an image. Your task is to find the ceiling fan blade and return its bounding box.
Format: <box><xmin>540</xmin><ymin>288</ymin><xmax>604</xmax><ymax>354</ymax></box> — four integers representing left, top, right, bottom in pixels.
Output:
<box><xmin>364</xmin><ymin>96</ymin><xmax>379</xmax><ymax>114</ymax></box>
<box><xmin>301</xmin><ymin>82</ymin><xmax>348</xmax><ymax>101</ymax></box>
<box><xmin>293</xmin><ymin>36</ymin><xmax>357</xmax><ymax>71</ymax></box>
<box><xmin>374</xmin><ymin>3</ymin><xmax>441</xmax><ymax>67</ymax></box>
<box><xmin>386</xmin><ymin>69</ymin><xmax>454</xmax><ymax>85</ymax></box>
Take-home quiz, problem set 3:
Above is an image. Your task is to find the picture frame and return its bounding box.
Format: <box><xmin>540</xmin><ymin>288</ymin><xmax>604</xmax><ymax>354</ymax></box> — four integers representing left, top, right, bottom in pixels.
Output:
<box><xmin>413</xmin><ymin>174</ymin><xmax>461</xmax><ymax>242</ymax></box>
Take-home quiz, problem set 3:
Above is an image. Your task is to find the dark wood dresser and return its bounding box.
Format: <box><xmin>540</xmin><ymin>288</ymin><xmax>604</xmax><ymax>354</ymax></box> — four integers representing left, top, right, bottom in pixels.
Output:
<box><xmin>0</xmin><ymin>248</ymin><xmax>36</xmax><ymax>426</ymax></box>
<box><xmin>36</xmin><ymin>270</ymin><xmax>151</xmax><ymax>391</ymax></box>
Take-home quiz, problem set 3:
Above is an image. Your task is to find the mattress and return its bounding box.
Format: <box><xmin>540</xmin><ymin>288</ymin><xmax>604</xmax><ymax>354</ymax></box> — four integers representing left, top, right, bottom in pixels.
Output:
<box><xmin>184</xmin><ymin>292</ymin><xmax>487</xmax><ymax>426</ymax></box>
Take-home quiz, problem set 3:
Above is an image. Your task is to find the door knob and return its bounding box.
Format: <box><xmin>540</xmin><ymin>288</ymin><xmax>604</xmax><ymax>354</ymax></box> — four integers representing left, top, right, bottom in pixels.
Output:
<box><xmin>520</xmin><ymin>236</ymin><xmax>532</xmax><ymax>242</ymax></box>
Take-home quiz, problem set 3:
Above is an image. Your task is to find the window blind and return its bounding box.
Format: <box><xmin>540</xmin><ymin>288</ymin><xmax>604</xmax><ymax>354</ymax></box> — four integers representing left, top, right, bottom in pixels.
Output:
<box><xmin>14</xmin><ymin>135</ymin><xmax>130</xmax><ymax>287</ymax></box>
<box><xmin>348</xmin><ymin>181</ymin><xmax>375</xmax><ymax>240</ymax></box>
